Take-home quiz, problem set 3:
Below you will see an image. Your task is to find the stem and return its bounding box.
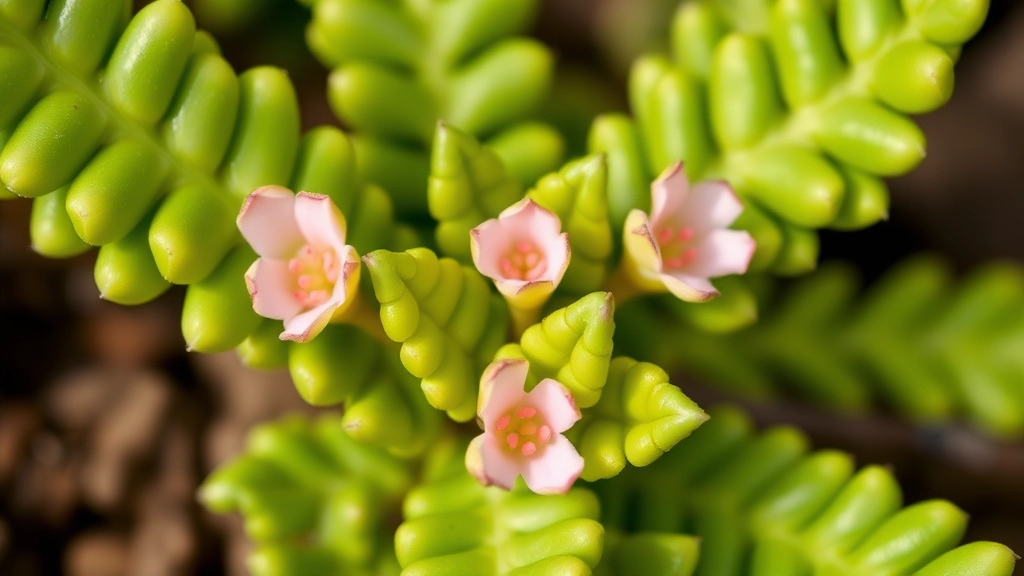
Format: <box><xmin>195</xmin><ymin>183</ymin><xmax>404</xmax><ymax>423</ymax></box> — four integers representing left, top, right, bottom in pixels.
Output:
<box><xmin>507</xmin><ymin>302</ymin><xmax>542</xmax><ymax>341</ymax></box>
<box><xmin>336</xmin><ymin>290</ymin><xmax>395</xmax><ymax>349</ymax></box>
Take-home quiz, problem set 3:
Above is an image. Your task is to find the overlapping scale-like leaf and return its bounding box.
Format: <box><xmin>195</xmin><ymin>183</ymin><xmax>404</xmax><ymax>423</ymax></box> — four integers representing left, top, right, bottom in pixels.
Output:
<box><xmin>395</xmin><ymin>458</ymin><xmax>605</xmax><ymax>575</ymax></box>
<box><xmin>200</xmin><ymin>415</ymin><xmax>414</xmax><ymax>576</ymax></box>
<box><xmin>511</xmin><ymin>292</ymin><xmax>616</xmax><ymax>409</ymax></box>
<box><xmin>567</xmin><ymin>357</ymin><xmax>707</xmax><ymax>482</ymax></box>
<box><xmin>275</xmin><ymin>325</ymin><xmax>442</xmax><ymax>456</ymax></box>
<box><xmin>429</xmin><ymin>122</ymin><xmax>522</xmax><ymax>262</ymax></box>
<box><xmin>304</xmin><ymin>0</ymin><xmax>563</xmax><ymax>212</ymax></box>
<box><xmin>0</xmin><ymin>0</ymin><xmax>401</xmax><ymax>353</ymax></box>
<box><xmin>662</xmin><ymin>256</ymin><xmax>1024</xmax><ymax>438</ymax></box>
<box><xmin>526</xmin><ymin>155</ymin><xmax>614</xmax><ymax>294</ymax></box>
<box><xmin>594</xmin><ymin>532</ymin><xmax>700</xmax><ymax>576</ymax></box>
<box><xmin>594</xmin><ymin>406</ymin><xmax>1017</xmax><ymax>576</ymax></box>
<box><xmin>591</xmin><ymin>0</ymin><xmax>988</xmax><ymax>275</ymax></box>
<box><xmin>364</xmin><ymin>247</ymin><xmax>509</xmax><ymax>421</ymax></box>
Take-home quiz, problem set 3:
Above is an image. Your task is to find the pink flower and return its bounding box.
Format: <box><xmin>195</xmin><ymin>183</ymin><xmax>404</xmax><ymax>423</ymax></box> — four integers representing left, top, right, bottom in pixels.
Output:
<box><xmin>465</xmin><ymin>358</ymin><xmax>584</xmax><ymax>495</ymax></box>
<box><xmin>622</xmin><ymin>162</ymin><xmax>756</xmax><ymax>302</ymax></box>
<box><xmin>470</xmin><ymin>199</ymin><xmax>570</xmax><ymax>310</ymax></box>
<box><xmin>237</xmin><ymin>185</ymin><xmax>361</xmax><ymax>342</ymax></box>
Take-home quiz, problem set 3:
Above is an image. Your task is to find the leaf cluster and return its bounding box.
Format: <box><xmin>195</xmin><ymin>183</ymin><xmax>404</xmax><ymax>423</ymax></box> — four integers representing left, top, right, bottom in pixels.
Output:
<box><xmin>200</xmin><ymin>415</ymin><xmax>414</xmax><ymax>576</ymax></box>
<box><xmin>660</xmin><ymin>257</ymin><xmax>1024</xmax><ymax>438</ymax></box>
<box><xmin>302</xmin><ymin>0</ymin><xmax>565</xmax><ymax>211</ymax></box>
<box><xmin>594</xmin><ymin>406</ymin><xmax>1017</xmax><ymax>575</ymax></box>
<box><xmin>590</xmin><ymin>0</ymin><xmax>987</xmax><ymax>275</ymax></box>
<box><xmin>203</xmin><ymin>407</ymin><xmax>1016</xmax><ymax>575</ymax></box>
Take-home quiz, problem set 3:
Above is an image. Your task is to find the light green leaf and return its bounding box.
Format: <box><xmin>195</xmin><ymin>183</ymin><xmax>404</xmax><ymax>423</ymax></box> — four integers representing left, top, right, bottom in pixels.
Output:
<box><xmin>308</xmin><ymin>0</ymin><xmax>562</xmax><ymax>205</ymax></box>
<box><xmin>594</xmin><ymin>0</ymin><xmax>988</xmax><ymax>274</ymax></box>
<box><xmin>595</xmin><ymin>532</ymin><xmax>700</xmax><ymax>576</ymax></box>
<box><xmin>519</xmin><ymin>292</ymin><xmax>616</xmax><ymax>409</ymax></box>
<box><xmin>0</xmin><ymin>1</ymin><xmax>399</xmax><ymax>360</ymax></box>
<box><xmin>428</xmin><ymin>122</ymin><xmax>522</xmax><ymax>262</ymax></box>
<box><xmin>396</xmin><ymin>467</ymin><xmax>604</xmax><ymax>575</ymax></box>
<box><xmin>594</xmin><ymin>405</ymin><xmax>1012</xmax><ymax>576</ymax></box>
<box><xmin>568</xmin><ymin>357</ymin><xmax>707</xmax><ymax>481</ymax></box>
<box><xmin>527</xmin><ymin>154</ymin><xmax>614</xmax><ymax>293</ymax></box>
<box><xmin>364</xmin><ymin>247</ymin><xmax>509</xmax><ymax>421</ymax></box>
<box><xmin>199</xmin><ymin>415</ymin><xmax>413</xmax><ymax>576</ymax></box>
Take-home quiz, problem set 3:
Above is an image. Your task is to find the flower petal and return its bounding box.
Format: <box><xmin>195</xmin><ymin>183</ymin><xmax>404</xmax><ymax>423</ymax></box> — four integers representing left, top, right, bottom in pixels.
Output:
<box><xmin>649</xmin><ymin>162</ymin><xmax>689</xmax><ymax>227</ymax></box>
<box><xmin>527</xmin><ymin>379</ymin><xmax>580</xmax><ymax>433</ymax></box>
<box><xmin>281</xmin><ymin>299</ymin><xmax>338</xmax><ymax>342</ymax></box>
<box><xmin>245</xmin><ymin>259</ymin><xmax>303</xmax><ymax>320</ymax></box>
<box><xmin>544</xmin><ymin>233</ymin><xmax>571</xmax><ymax>285</ymax></box>
<box><xmin>687</xmin><ymin>229</ymin><xmax>757</xmax><ymax>279</ymax></box>
<box><xmin>622</xmin><ymin>209</ymin><xmax>663</xmax><ymax>279</ymax></box>
<box><xmin>521</xmin><ymin>435</ymin><xmax>584</xmax><ymax>495</ymax></box>
<box><xmin>465</xmin><ymin>434</ymin><xmax>487</xmax><ymax>485</ymax></box>
<box><xmin>470</xmin><ymin>218</ymin><xmax>515</xmax><ymax>279</ymax></box>
<box><xmin>683</xmin><ymin>180</ymin><xmax>744</xmax><ymax>237</ymax></box>
<box><xmin>329</xmin><ymin>245</ymin><xmax>362</xmax><ymax>304</ymax></box>
<box><xmin>660</xmin><ymin>272</ymin><xmax>719</xmax><ymax>302</ymax></box>
<box><xmin>294</xmin><ymin>192</ymin><xmax>348</xmax><ymax>250</ymax></box>
<box><xmin>478</xmin><ymin>358</ymin><xmax>530</xmax><ymax>425</ymax></box>
<box><xmin>479</xmin><ymin>433</ymin><xmax>523</xmax><ymax>490</ymax></box>
<box><xmin>472</xmin><ymin>200</ymin><xmax>569</xmax><ymax>290</ymax></box>
<box><xmin>499</xmin><ymin>198</ymin><xmax>562</xmax><ymax>242</ymax></box>
<box><xmin>237</xmin><ymin>186</ymin><xmax>304</xmax><ymax>258</ymax></box>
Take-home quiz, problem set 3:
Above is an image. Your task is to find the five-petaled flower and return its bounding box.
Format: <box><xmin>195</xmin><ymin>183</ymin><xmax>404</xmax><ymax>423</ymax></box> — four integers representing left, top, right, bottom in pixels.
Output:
<box><xmin>470</xmin><ymin>198</ymin><xmax>570</xmax><ymax>311</ymax></box>
<box><xmin>466</xmin><ymin>358</ymin><xmax>584</xmax><ymax>495</ymax></box>
<box><xmin>621</xmin><ymin>162</ymin><xmax>756</xmax><ymax>302</ymax></box>
<box><xmin>237</xmin><ymin>185</ymin><xmax>361</xmax><ymax>342</ymax></box>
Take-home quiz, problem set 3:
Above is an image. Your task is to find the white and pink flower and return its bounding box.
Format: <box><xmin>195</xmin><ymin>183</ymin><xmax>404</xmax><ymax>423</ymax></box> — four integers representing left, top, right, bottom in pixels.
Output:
<box><xmin>470</xmin><ymin>199</ymin><xmax>570</xmax><ymax>311</ymax></box>
<box><xmin>237</xmin><ymin>185</ymin><xmax>361</xmax><ymax>342</ymax></box>
<box><xmin>622</xmin><ymin>162</ymin><xmax>756</xmax><ymax>302</ymax></box>
<box><xmin>466</xmin><ymin>358</ymin><xmax>583</xmax><ymax>495</ymax></box>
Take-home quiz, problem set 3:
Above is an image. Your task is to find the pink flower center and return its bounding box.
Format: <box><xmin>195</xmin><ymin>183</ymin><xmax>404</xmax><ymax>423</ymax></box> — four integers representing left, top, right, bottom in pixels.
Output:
<box><xmin>499</xmin><ymin>241</ymin><xmax>548</xmax><ymax>282</ymax></box>
<box><xmin>494</xmin><ymin>405</ymin><xmax>553</xmax><ymax>457</ymax></box>
<box><xmin>287</xmin><ymin>243</ymin><xmax>340</xmax><ymax>307</ymax></box>
<box><xmin>656</xmin><ymin>226</ymin><xmax>698</xmax><ymax>271</ymax></box>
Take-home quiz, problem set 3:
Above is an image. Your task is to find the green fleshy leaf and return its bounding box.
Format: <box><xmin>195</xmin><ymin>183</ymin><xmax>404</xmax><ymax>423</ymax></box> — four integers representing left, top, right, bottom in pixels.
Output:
<box><xmin>526</xmin><ymin>154</ymin><xmax>614</xmax><ymax>293</ymax></box>
<box><xmin>666</xmin><ymin>256</ymin><xmax>1024</xmax><ymax>438</ymax></box>
<box><xmin>664</xmin><ymin>275</ymin><xmax>761</xmax><ymax>334</ymax></box>
<box><xmin>236</xmin><ymin>318</ymin><xmax>290</xmax><ymax>371</ymax></box>
<box><xmin>0</xmin><ymin>1</ymin><xmax>398</xmax><ymax>358</ymax></box>
<box><xmin>567</xmin><ymin>357</ymin><xmax>707</xmax><ymax>481</ymax></box>
<box><xmin>428</xmin><ymin>122</ymin><xmax>522</xmax><ymax>262</ymax></box>
<box><xmin>593</xmin><ymin>0</ymin><xmax>987</xmax><ymax>274</ymax></box>
<box><xmin>288</xmin><ymin>324</ymin><xmax>379</xmax><ymax>407</ymax></box>
<box><xmin>307</xmin><ymin>0</ymin><xmax>562</xmax><ymax>206</ymax></box>
<box><xmin>364</xmin><ymin>247</ymin><xmax>509</xmax><ymax>421</ymax></box>
<box><xmin>595</xmin><ymin>532</ymin><xmax>700</xmax><ymax>576</ymax></box>
<box><xmin>912</xmin><ymin>542</ymin><xmax>1018</xmax><ymax>576</ymax></box>
<box><xmin>697</xmin><ymin>0</ymin><xmax>775</xmax><ymax>36</ymax></box>
<box><xmin>286</xmin><ymin>324</ymin><xmax>442</xmax><ymax>456</ymax></box>
<box><xmin>593</xmin><ymin>405</ymin><xmax>1012</xmax><ymax>576</ymax></box>
<box><xmin>199</xmin><ymin>415</ymin><xmax>413</xmax><ymax>576</ymax></box>
<box><xmin>488</xmin><ymin>122</ymin><xmax>566</xmax><ymax>190</ymax></box>
<box><xmin>518</xmin><ymin>292</ymin><xmax>616</xmax><ymax>409</ymax></box>
<box><xmin>395</xmin><ymin>467</ymin><xmax>605</xmax><ymax>575</ymax></box>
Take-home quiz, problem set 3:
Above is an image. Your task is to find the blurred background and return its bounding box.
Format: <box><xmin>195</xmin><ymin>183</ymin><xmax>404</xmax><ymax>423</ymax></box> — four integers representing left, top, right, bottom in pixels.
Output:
<box><xmin>2</xmin><ymin>0</ymin><xmax>1024</xmax><ymax>573</ymax></box>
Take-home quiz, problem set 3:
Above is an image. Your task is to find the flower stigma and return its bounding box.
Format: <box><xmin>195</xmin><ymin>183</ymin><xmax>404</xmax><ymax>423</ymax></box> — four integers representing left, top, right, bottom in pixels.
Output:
<box><xmin>495</xmin><ymin>404</ymin><xmax>554</xmax><ymax>457</ymax></box>
<box><xmin>656</xmin><ymin>225</ymin><xmax>698</xmax><ymax>270</ymax></box>
<box><xmin>288</xmin><ymin>244</ymin><xmax>340</xmax><ymax>307</ymax></box>
<box><xmin>499</xmin><ymin>241</ymin><xmax>548</xmax><ymax>281</ymax></box>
